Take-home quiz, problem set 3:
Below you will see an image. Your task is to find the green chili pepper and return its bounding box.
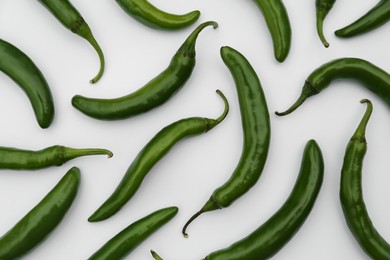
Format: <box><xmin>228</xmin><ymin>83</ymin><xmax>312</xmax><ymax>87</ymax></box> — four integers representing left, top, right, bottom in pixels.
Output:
<box><xmin>275</xmin><ymin>58</ymin><xmax>390</xmax><ymax>117</ymax></box>
<box><xmin>88</xmin><ymin>207</ymin><xmax>178</xmax><ymax>259</ymax></box>
<box><xmin>151</xmin><ymin>250</ymin><xmax>164</xmax><ymax>260</ymax></box>
<box><xmin>252</xmin><ymin>0</ymin><xmax>291</xmax><ymax>62</ymax></box>
<box><xmin>205</xmin><ymin>140</ymin><xmax>324</xmax><ymax>260</ymax></box>
<box><xmin>316</xmin><ymin>0</ymin><xmax>336</xmax><ymax>47</ymax></box>
<box><xmin>0</xmin><ymin>167</ymin><xmax>80</xmax><ymax>259</ymax></box>
<box><xmin>0</xmin><ymin>145</ymin><xmax>112</xmax><ymax>170</ymax></box>
<box><xmin>37</xmin><ymin>0</ymin><xmax>105</xmax><ymax>83</ymax></box>
<box><xmin>72</xmin><ymin>21</ymin><xmax>218</xmax><ymax>120</ymax></box>
<box><xmin>335</xmin><ymin>0</ymin><xmax>390</xmax><ymax>38</ymax></box>
<box><xmin>88</xmin><ymin>90</ymin><xmax>228</xmax><ymax>222</ymax></box>
<box><xmin>115</xmin><ymin>0</ymin><xmax>200</xmax><ymax>30</ymax></box>
<box><xmin>182</xmin><ymin>46</ymin><xmax>270</xmax><ymax>237</ymax></box>
<box><xmin>340</xmin><ymin>99</ymin><xmax>390</xmax><ymax>259</ymax></box>
<box><xmin>0</xmin><ymin>38</ymin><xmax>54</xmax><ymax>129</ymax></box>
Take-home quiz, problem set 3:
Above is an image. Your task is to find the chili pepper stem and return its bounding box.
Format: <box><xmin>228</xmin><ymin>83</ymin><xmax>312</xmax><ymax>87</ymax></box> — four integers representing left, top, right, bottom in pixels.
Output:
<box><xmin>77</xmin><ymin>21</ymin><xmax>105</xmax><ymax>84</ymax></box>
<box><xmin>275</xmin><ymin>95</ymin><xmax>307</xmax><ymax>116</ymax></box>
<box><xmin>63</xmin><ymin>147</ymin><xmax>113</xmax><ymax>161</ymax></box>
<box><xmin>151</xmin><ymin>250</ymin><xmax>163</xmax><ymax>260</ymax></box>
<box><xmin>206</xmin><ymin>90</ymin><xmax>229</xmax><ymax>131</ymax></box>
<box><xmin>352</xmin><ymin>99</ymin><xmax>372</xmax><ymax>139</ymax></box>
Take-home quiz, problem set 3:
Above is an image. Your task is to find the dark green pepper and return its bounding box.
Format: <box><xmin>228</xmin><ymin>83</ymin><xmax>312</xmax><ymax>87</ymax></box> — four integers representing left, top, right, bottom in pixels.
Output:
<box><xmin>88</xmin><ymin>207</ymin><xmax>178</xmax><ymax>259</ymax></box>
<box><xmin>0</xmin><ymin>167</ymin><xmax>80</xmax><ymax>259</ymax></box>
<box><xmin>340</xmin><ymin>99</ymin><xmax>390</xmax><ymax>259</ymax></box>
<box><xmin>316</xmin><ymin>0</ymin><xmax>336</xmax><ymax>47</ymax></box>
<box><xmin>88</xmin><ymin>90</ymin><xmax>228</xmax><ymax>222</ymax></box>
<box><xmin>72</xmin><ymin>21</ymin><xmax>218</xmax><ymax>120</ymax></box>
<box><xmin>37</xmin><ymin>0</ymin><xmax>105</xmax><ymax>83</ymax></box>
<box><xmin>115</xmin><ymin>0</ymin><xmax>200</xmax><ymax>30</ymax></box>
<box><xmin>0</xmin><ymin>38</ymin><xmax>54</xmax><ymax>129</ymax></box>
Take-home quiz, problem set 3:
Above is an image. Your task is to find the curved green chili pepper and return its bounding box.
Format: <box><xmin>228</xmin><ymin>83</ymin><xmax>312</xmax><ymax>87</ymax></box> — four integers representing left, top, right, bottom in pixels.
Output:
<box><xmin>0</xmin><ymin>39</ymin><xmax>54</xmax><ymax>129</ymax></box>
<box><xmin>72</xmin><ymin>21</ymin><xmax>217</xmax><ymax>120</ymax></box>
<box><xmin>182</xmin><ymin>46</ymin><xmax>270</xmax><ymax>237</ymax></box>
<box><xmin>335</xmin><ymin>0</ymin><xmax>390</xmax><ymax>38</ymax></box>
<box><xmin>115</xmin><ymin>0</ymin><xmax>200</xmax><ymax>30</ymax></box>
<box><xmin>88</xmin><ymin>90</ymin><xmax>228</xmax><ymax>222</ymax></box>
<box><xmin>205</xmin><ymin>140</ymin><xmax>324</xmax><ymax>260</ymax></box>
<box><xmin>0</xmin><ymin>145</ymin><xmax>112</xmax><ymax>170</ymax></box>
<box><xmin>340</xmin><ymin>99</ymin><xmax>390</xmax><ymax>259</ymax></box>
<box><xmin>316</xmin><ymin>0</ymin><xmax>336</xmax><ymax>47</ymax></box>
<box><xmin>275</xmin><ymin>58</ymin><xmax>390</xmax><ymax>116</ymax></box>
<box><xmin>252</xmin><ymin>0</ymin><xmax>291</xmax><ymax>62</ymax></box>
<box><xmin>0</xmin><ymin>167</ymin><xmax>80</xmax><ymax>259</ymax></box>
<box><xmin>88</xmin><ymin>207</ymin><xmax>178</xmax><ymax>259</ymax></box>
<box><xmin>37</xmin><ymin>0</ymin><xmax>105</xmax><ymax>83</ymax></box>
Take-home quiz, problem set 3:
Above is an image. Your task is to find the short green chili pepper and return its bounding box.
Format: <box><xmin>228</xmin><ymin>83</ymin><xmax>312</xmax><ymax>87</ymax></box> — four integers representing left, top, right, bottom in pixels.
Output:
<box><xmin>0</xmin><ymin>38</ymin><xmax>54</xmax><ymax>129</ymax></box>
<box><xmin>182</xmin><ymin>46</ymin><xmax>270</xmax><ymax>237</ymax></box>
<box><xmin>335</xmin><ymin>0</ymin><xmax>390</xmax><ymax>38</ymax></box>
<box><xmin>0</xmin><ymin>167</ymin><xmax>80</xmax><ymax>259</ymax></box>
<box><xmin>115</xmin><ymin>0</ymin><xmax>200</xmax><ymax>30</ymax></box>
<box><xmin>205</xmin><ymin>140</ymin><xmax>324</xmax><ymax>260</ymax></box>
<box><xmin>0</xmin><ymin>145</ymin><xmax>112</xmax><ymax>170</ymax></box>
<box><xmin>72</xmin><ymin>21</ymin><xmax>218</xmax><ymax>120</ymax></box>
<box><xmin>88</xmin><ymin>90</ymin><xmax>228</xmax><ymax>222</ymax></box>
<box><xmin>88</xmin><ymin>207</ymin><xmax>178</xmax><ymax>259</ymax></box>
<box><xmin>252</xmin><ymin>0</ymin><xmax>292</xmax><ymax>62</ymax></box>
<box><xmin>316</xmin><ymin>0</ymin><xmax>336</xmax><ymax>47</ymax></box>
<box><xmin>275</xmin><ymin>58</ymin><xmax>390</xmax><ymax>116</ymax></box>
<box><xmin>340</xmin><ymin>99</ymin><xmax>390</xmax><ymax>259</ymax></box>
<box><xmin>37</xmin><ymin>0</ymin><xmax>105</xmax><ymax>83</ymax></box>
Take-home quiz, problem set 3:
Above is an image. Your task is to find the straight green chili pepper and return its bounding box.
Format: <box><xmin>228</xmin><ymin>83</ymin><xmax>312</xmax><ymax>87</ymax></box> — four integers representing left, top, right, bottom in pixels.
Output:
<box><xmin>340</xmin><ymin>99</ymin><xmax>390</xmax><ymax>259</ymax></box>
<box><xmin>252</xmin><ymin>0</ymin><xmax>292</xmax><ymax>62</ymax></box>
<box><xmin>72</xmin><ymin>21</ymin><xmax>218</xmax><ymax>120</ymax></box>
<box><xmin>37</xmin><ymin>0</ymin><xmax>105</xmax><ymax>83</ymax></box>
<box><xmin>316</xmin><ymin>0</ymin><xmax>336</xmax><ymax>47</ymax></box>
<box><xmin>0</xmin><ymin>167</ymin><xmax>80</xmax><ymax>259</ymax></box>
<box><xmin>0</xmin><ymin>38</ymin><xmax>54</xmax><ymax>129</ymax></box>
<box><xmin>275</xmin><ymin>58</ymin><xmax>390</xmax><ymax>117</ymax></box>
<box><xmin>88</xmin><ymin>90</ymin><xmax>228</xmax><ymax>222</ymax></box>
<box><xmin>335</xmin><ymin>0</ymin><xmax>390</xmax><ymax>38</ymax></box>
<box><xmin>204</xmin><ymin>140</ymin><xmax>324</xmax><ymax>260</ymax></box>
<box><xmin>0</xmin><ymin>145</ymin><xmax>112</xmax><ymax>170</ymax></box>
<box><xmin>88</xmin><ymin>207</ymin><xmax>178</xmax><ymax>259</ymax></box>
<box><xmin>182</xmin><ymin>46</ymin><xmax>270</xmax><ymax>237</ymax></box>
<box><xmin>115</xmin><ymin>0</ymin><xmax>200</xmax><ymax>30</ymax></box>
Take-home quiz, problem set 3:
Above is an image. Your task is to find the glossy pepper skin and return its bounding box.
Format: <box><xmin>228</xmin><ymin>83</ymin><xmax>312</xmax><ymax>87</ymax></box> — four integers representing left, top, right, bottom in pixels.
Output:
<box><xmin>88</xmin><ymin>207</ymin><xmax>178</xmax><ymax>259</ymax></box>
<box><xmin>115</xmin><ymin>0</ymin><xmax>200</xmax><ymax>30</ymax></box>
<box><xmin>0</xmin><ymin>39</ymin><xmax>54</xmax><ymax>129</ymax></box>
<box><xmin>0</xmin><ymin>167</ymin><xmax>80</xmax><ymax>259</ymax></box>
<box><xmin>37</xmin><ymin>0</ymin><xmax>105</xmax><ymax>83</ymax></box>
<box><xmin>72</xmin><ymin>21</ymin><xmax>218</xmax><ymax>120</ymax></box>
<box><xmin>316</xmin><ymin>0</ymin><xmax>336</xmax><ymax>47</ymax></box>
<box><xmin>205</xmin><ymin>140</ymin><xmax>324</xmax><ymax>260</ymax></box>
<box><xmin>88</xmin><ymin>90</ymin><xmax>229</xmax><ymax>222</ymax></box>
<box><xmin>340</xmin><ymin>99</ymin><xmax>390</xmax><ymax>259</ymax></box>
<box><xmin>335</xmin><ymin>0</ymin><xmax>390</xmax><ymax>38</ymax></box>
<box><xmin>252</xmin><ymin>0</ymin><xmax>291</xmax><ymax>62</ymax></box>
<box><xmin>0</xmin><ymin>145</ymin><xmax>112</xmax><ymax>170</ymax></box>
<box><xmin>182</xmin><ymin>46</ymin><xmax>270</xmax><ymax>237</ymax></box>
<box><xmin>276</xmin><ymin>58</ymin><xmax>390</xmax><ymax>116</ymax></box>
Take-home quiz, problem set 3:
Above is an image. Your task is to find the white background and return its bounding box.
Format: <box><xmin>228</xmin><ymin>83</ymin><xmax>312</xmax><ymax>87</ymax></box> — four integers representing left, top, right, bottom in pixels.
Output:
<box><xmin>0</xmin><ymin>0</ymin><xmax>389</xmax><ymax>259</ymax></box>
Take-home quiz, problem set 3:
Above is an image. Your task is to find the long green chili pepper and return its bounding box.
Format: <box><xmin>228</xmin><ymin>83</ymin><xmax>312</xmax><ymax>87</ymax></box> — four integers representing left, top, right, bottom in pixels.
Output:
<box><xmin>316</xmin><ymin>0</ymin><xmax>336</xmax><ymax>47</ymax></box>
<box><xmin>340</xmin><ymin>99</ymin><xmax>390</xmax><ymax>259</ymax></box>
<box><xmin>275</xmin><ymin>58</ymin><xmax>390</xmax><ymax>117</ymax></box>
<box><xmin>37</xmin><ymin>0</ymin><xmax>105</xmax><ymax>83</ymax></box>
<box><xmin>88</xmin><ymin>90</ymin><xmax>228</xmax><ymax>222</ymax></box>
<box><xmin>0</xmin><ymin>39</ymin><xmax>54</xmax><ymax>129</ymax></box>
<box><xmin>252</xmin><ymin>0</ymin><xmax>291</xmax><ymax>62</ymax></box>
<box><xmin>88</xmin><ymin>207</ymin><xmax>178</xmax><ymax>259</ymax></box>
<box><xmin>115</xmin><ymin>0</ymin><xmax>200</xmax><ymax>30</ymax></box>
<box><xmin>204</xmin><ymin>140</ymin><xmax>324</xmax><ymax>260</ymax></box>
<box><xmin>0</xmin><ymin>145</ymin><xmax>112</xmax><ymax>170</ymax></box>
<box><xmin>0</xmin><ymin>167</ymin><xmax>80</xmax><ymax>259</ymax></box>
<box><xmin>182</xmin><ymin>46</ymin><xmax>270</xmax><ymax>237</ymax></box>
<box><xmin>72</xmin><ymin>21</ymin><xmax>218</xmax><ymax>120</ymax></box>
<box><xmin>335</xmin><ymin>0</ymin><xmax>390</xmax><ymax>38</ymax></box>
